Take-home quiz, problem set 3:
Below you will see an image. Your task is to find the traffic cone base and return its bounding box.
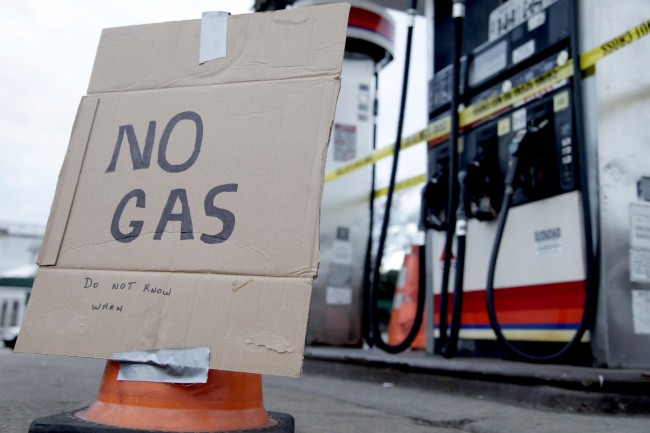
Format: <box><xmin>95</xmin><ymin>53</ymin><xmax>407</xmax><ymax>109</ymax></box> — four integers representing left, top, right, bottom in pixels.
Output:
<box><xmin>28</xmin><ymin>409</ymin><xmax>295</xmax><ymax>433</ymax></box>
<box><xmin>28</xmin><ymin>361</ymin><xmax>295</xmax><ymax>433</ymax></box>
<box><xmin>79</xmin><ymin>403</ymin><xmax>274</xmax><ymax>432</ymax></box>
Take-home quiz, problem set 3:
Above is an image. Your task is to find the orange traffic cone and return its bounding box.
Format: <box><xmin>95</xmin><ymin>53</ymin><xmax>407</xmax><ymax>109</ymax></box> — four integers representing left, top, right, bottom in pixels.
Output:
<box><xmin>29</xmin><ymin>360</ymin><xmax>294</xmax><ymax>432</ymax></box>
<box><xmin>387</xmin><ymin>245</ymin><xmax>426</xmax><ymax>350</ymax></box>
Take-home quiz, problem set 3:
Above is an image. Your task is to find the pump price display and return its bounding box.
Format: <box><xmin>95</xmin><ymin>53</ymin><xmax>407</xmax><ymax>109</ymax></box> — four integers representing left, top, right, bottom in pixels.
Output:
<box><xmin>489</xmin><ymin>0</ymin><xmax>558</xmax><ymax>41</ymax></box>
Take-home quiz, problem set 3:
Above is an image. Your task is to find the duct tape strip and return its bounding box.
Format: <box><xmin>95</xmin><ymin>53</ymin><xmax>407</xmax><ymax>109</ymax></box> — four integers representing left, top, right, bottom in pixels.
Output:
<box><xmin>113</xmin><ymin>347</ymin><xmax>210</xmax><ymax>384</ymax></box>
<box><xmin>199</xmin><ymin>12</ymin><xmax>229</xmax><ymax>64</ymax></box>
<box><xmin>324</xmin><ymin>17</ymin><xmax>650</xmax><ymax>184</ymax></box>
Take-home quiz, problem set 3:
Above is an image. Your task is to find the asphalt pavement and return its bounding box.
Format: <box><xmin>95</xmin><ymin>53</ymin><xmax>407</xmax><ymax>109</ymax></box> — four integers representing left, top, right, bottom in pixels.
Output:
<box><xmin>1</xmin><ymin>347</ymin><xmax>648</xmax><ymax>433</ymax></box>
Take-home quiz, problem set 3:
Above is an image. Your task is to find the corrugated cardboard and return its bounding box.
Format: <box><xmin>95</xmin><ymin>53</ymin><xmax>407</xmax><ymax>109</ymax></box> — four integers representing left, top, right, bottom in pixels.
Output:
<box><xmin>15</xmin><ymin>4</ymin><xmax>350</xmax><ymax>377</ymax></box>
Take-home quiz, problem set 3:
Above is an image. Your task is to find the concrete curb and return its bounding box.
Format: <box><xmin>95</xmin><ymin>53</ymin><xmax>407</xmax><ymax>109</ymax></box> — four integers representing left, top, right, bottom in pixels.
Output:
<box><xmin>303</xmin><ymin>347</ymin><xmax>650</xmax><ymax>415</ymax></box>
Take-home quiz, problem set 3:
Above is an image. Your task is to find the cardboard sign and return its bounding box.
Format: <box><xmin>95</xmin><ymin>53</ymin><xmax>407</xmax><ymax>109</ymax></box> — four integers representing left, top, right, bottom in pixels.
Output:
<box><xmin>16</xmin><ymin>4</ymin><xmax>350</xmax><ymax>377</ymax></box>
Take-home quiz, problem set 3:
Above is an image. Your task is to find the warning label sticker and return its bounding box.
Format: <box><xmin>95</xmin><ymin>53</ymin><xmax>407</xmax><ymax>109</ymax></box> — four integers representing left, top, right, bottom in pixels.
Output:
<box><xmin>629</xmin><ymin>204</ymin><xmax>650</xmax><ymax>283</ymax></box>
<box><xmin>631</xmin><ymin>250</ymin><xmax>650</xmax><ymax>283</ymax></box>
<box><xmin>534</xmin><ymin>227</ymin><xmax>562</xmax><ymax>257</ymax></box>
<box><xmin>630</xmin><ymin>203</ymin><xmax>650</xmax><ymax>250</ymax></box>
<box><xmin>334</xmin><ymin>124</ymin><xmax>357</xmax><ymax>162</ymax></box>
<box><xmin>632</xmin><ymin>290</ymin><xmax>650</xmax><ymax>334</ymax></box>
<box><xmin>326</xmin><ymin>287</ymin><xmax>352</xmax><ymax>305</ymax></box>
<box><xmin>332</xmin><ymin>240</ymin><xmax>353</xmax><ymax>265</ymax></box>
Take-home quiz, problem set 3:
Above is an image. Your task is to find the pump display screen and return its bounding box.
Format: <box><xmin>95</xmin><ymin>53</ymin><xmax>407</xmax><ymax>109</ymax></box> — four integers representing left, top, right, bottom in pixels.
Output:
<box><xmin>469</xmin><ymin>40</ymin><xmax>507</xmax><ymax>87</ymax></box>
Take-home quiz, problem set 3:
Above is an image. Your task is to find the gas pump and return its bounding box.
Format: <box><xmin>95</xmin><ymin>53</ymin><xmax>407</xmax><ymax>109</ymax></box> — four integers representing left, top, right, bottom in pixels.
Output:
<box><xmin>424</xmin><ymin>0</ymin><xmax>596</xmax><ymax>361</ymax></box>
<box><xmin>259</xmin><ymin>0</ymin><xmax>650</xmax><ymax>368</ymax></box>
<box><xmin>286</xmin><ymin>0</ymin><xmax>396</xmax><ymax>347</ymax></box>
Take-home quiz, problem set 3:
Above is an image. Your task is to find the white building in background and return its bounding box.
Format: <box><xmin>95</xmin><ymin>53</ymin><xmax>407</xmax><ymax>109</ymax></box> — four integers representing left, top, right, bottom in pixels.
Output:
<box><xmin>0</xmin><ymin>221</ymin><xmax>43</xmax><ymax>273</ymax></box>
<box><xmin>0</xmin><ymin>221</ymin><xmax>42</xmax><ymax>347</ymax></box>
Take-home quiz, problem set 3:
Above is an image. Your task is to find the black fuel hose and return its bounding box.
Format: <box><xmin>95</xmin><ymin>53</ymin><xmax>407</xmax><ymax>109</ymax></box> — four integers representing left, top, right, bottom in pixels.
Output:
<box><xmin>368</xmin><ymin>0</ymin><xmax>421</xmax><ymax>353</ymax></box>
<box><xmin>485</xmin><ymin>0</ymin><xmax>597</xmax><ymax>363</ymax></box>
<box><xmin>438</xmin><ymin>0</ymin><xmax>466</xmax><ymax>358</ymax></box>
<box><xmin>567</xmin><ymin>0</ymin><xmax>599</xmax><ymax>352</ymax></box>
<box><xmin>486</xmin><ymin>121</ymin><xmax>592</xmax><ymax>362</ymax></box>
<box><xmin>442</xmin><ymin>170</ymin><xmax>468</xmax><ymax>358</ymax></box>
<box><xmin>362</xmin><ymin>70</ymin><xmax>380</xmax><ymax>346</ymax></box>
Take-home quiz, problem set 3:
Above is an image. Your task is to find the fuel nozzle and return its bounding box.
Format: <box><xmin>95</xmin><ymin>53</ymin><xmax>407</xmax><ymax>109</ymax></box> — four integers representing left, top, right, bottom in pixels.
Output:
<box><xmin>420</xmin><ymin>167</ymin><xmax>450</xmax><ymax>231</ymax></box>
<box><xmin>506</xmin><ymin>119</ymin><xmax>550</xmax><ymax>196</ymax></box>
<box><xmin>465</xmin><ymin>145</ymin><xmax>504</xmax><ymax>221</ymax></box>
<box><xmin>505</xmin><ymin>119</ymin><xmax>554</xmax><ymax>199</ymax></box>
<box><xmin>455</xmin><ymin>169</ymin><xmax>468</xmax><ymax>236</ymax></box>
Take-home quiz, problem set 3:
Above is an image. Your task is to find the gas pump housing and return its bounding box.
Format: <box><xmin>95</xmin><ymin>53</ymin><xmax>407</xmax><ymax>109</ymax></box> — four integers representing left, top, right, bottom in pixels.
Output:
<box><xmin>426</xmin><ymin>0</ymin><xmax>650</xmax><ymax>367</ymax></box>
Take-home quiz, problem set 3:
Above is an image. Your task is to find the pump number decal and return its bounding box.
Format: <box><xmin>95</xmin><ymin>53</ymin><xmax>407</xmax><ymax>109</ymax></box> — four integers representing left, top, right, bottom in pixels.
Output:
<box><xmin>488</xmin><ymin>0</ymin><xmax>558</xmax><ymax>41</ymax></box>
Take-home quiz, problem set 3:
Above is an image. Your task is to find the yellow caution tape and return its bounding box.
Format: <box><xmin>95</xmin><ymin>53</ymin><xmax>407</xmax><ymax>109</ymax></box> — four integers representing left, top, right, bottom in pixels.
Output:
<box><xmin>580</xmin><ymin>18</ymin><xmax>650</xmax><ymax>69</ymax></box>
<box><xmin>462</xmin><ymin>17</ymin><xmax>650</xmax><ymax>125</ymax></box>
<box><xmin>373</xmin><ymin>173</ymin><xmax>428</xmax><ymax>199</ymax></box>
<box><xmin>323</xmin><ymin>117</ymin><xmax>450</xmax><ymax>183</ymax></box>
<box><xmin>460</xmin><ymin>61</ymin><xmax>574</xmax><ymax>126</ymax></box>
<box><xmin>324</xmin><ymin>17</ymin><xmax>650</xmax><ymax>184</ymax></box>
<box><xmin>324</xmin><ymin>117</ymin><xmax>451</xmax><ymax>183</ymax></box>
